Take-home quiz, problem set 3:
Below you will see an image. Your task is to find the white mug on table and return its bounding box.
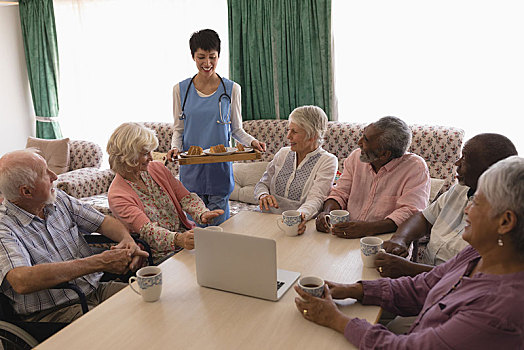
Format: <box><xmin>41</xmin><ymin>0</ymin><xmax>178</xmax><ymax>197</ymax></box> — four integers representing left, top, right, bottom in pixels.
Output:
<box><xmin>360</xmin><ymin>237</ymin><xmax>384</xmax><ymax>268</ymax></box>
<box><xmin>276</xmin><ymin>210</ymin><xmax>301</xmax><ymax>237</ymax></box>
<box><xmin>325</xmin><ymin>209</ymin><xmax>350</xmax><ymax>227</ymax></box>
<box><xmin>129</xmin><ymin>266</ymin><xmax>162</xmax><ymax>302</ymax></box>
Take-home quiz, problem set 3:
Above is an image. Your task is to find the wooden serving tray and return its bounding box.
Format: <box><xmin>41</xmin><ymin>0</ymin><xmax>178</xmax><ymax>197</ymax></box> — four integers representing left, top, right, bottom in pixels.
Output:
<box><xmin>177</xmin><ymin>150</ymin><xmax>261</xmax><ymax>165</ymax></box>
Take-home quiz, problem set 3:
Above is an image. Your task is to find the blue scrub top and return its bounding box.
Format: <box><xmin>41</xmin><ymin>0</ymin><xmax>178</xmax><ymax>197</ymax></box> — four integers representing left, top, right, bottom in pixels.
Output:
<box><xmin>179</xmin><ymin>76</ymin><xmax>235</xmax><ymax>196</ymax></box>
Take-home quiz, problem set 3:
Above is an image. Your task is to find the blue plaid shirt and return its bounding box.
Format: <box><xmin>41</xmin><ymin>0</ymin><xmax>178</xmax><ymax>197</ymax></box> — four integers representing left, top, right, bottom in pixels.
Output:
<box><xmin>0</xmin><ymin>190</ymin><xmax>105</xmax><ymax>315</ymax></box>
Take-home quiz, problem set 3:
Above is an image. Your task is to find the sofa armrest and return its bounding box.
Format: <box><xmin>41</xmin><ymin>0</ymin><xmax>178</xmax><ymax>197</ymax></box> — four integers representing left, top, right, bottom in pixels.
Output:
<box><xmin>57</xmin><ymin>168</ymin><xmax>115</xmax><ymax>198</ymax></box>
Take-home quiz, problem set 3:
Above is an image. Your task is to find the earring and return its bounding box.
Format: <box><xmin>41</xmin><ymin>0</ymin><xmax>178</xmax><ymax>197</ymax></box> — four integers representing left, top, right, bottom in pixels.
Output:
<box><xmin>498</xmin><ymin>235</ymin><xmax>504</xmax><ymax>247</ymax></box>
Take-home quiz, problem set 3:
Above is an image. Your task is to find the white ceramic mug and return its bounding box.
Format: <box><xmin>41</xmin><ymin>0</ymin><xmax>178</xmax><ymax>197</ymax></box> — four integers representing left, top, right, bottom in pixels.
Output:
<box><xmin>298</xmin><ymin>276</ymin><xmax>325</xmax><ymax>297</ymax></box>
<box><xmin>129</xmin><ymin>266</ymin><xmax>162</xmax><ymax>302</ymax></box>
<box><xmin>205</xmin><ymin>226</ymin><xmax>223</xmax><ymax>231</ymax></box>
<box><xmin>276</xmin><ymin>210</ymin><xmax>301</xmax><ymax>236</ymax></box>
<box><xmin>325</xmin><ymin>210</ymin><xmax>350</xmax><ymax>227</ymax></box>
<box><xmin>360</xmin><ymin>237</ymin><xmax>384</xmax><ymax>268</ymax></box>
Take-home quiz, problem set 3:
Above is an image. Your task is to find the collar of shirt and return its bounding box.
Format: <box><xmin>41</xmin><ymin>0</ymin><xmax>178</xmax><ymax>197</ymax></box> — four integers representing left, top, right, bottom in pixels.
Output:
<box><xmin>3</xmin><ymin>199</ymin><xmax>56</xmax><ymax>227</ymax></box>
<box><xmin>295</xmin><ymin>146</ymin><xmax>323</xmax><ymax>166</ymax></box>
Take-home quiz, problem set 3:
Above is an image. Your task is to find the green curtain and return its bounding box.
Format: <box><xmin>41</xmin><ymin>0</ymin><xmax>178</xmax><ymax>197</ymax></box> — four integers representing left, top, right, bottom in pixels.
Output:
<box><xmin>228</xmin><ymin>0</ymin><xmax>332</xmax><ymax>120</ymax></box>
<box><xmin>228</xmin><ymin>0</ymin><xmax>276</xmax><ymax>120</ymax></box>
<box><xmin>19</xmin><ymin>0</ymin><xmax>63</xmax><ymax>139</ymax></box>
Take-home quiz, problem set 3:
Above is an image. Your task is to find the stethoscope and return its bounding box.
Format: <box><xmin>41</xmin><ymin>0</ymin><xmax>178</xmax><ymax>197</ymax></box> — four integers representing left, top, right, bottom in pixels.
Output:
<box><xmin>179</xmin><ymin>73</ymin><xmax>232</xmax><ymax>124</ymax></box>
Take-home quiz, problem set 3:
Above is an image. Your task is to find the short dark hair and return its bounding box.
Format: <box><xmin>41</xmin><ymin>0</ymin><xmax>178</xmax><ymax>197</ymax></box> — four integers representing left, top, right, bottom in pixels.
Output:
<box><xmin>469</xmin><ymin>133</ymin><xmax>518</xmax><ymax>167</ymax></box>
<box><xmin>189</xmin><ymin>29</ymin><xmax>221</xmax><ymax>57</ymax></box>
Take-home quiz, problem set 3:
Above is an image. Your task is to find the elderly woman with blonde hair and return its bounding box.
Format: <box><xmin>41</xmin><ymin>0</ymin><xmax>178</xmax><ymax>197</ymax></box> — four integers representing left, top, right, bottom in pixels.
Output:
<box><xmin>254</xmin><ymin>106</ymin><xmax>338</xmax><ymax>235</ymax></box>
<box><xmin>107</xmin><ymin>123</ymin><xmax>223</xmax><ymax>263</ymax></box>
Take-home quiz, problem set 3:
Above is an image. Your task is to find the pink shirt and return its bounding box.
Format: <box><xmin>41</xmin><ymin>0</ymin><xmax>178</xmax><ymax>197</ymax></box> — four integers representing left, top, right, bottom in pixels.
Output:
<box><xmin>108</xmin><ymin>161</ymin><xmax>195</xmax><ymax>233</ymax></box>
<box><xmin>327</xmin><ymin>149</ymin><xmax>430</xmax><ymax>226</ymax></box>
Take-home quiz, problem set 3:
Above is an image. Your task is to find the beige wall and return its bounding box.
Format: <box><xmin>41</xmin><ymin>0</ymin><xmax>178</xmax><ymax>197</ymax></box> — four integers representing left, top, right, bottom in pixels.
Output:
<box><xmin>0</xmin><ymin>4</ymin><xmax>33</xmax><ymax>156</ymax></box>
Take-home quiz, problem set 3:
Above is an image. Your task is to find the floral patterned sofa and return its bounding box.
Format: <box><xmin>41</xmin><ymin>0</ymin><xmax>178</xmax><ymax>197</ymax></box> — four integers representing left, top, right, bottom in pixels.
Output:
<box><xmin>242</xmin><ymin>120</ymin><xmax>464</xmax><ymax>193</ymax></box>
<box><xmin>55</xmin><ymin>140</ymin><xmax>115</xmax><ymax>214</ymax></box>
<box><xmin>60</xmin><ymin>120</ymin><xmax>464</xmax><ymax>219</ymax></box>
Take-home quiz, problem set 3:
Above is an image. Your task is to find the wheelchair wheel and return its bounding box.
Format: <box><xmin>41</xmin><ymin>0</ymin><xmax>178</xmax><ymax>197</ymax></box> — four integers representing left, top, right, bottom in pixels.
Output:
<box><xmin>0</xmin><ymin>321</ymin><xmax>38</xmax><ymax>350</ymax></box>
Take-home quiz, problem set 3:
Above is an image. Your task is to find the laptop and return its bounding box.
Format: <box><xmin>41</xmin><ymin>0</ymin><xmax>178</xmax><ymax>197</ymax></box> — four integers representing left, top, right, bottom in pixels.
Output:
<box><xmin>194</xmin><ymin>228</ymin><xmax>300</xmax><ymax>301</ymax></box>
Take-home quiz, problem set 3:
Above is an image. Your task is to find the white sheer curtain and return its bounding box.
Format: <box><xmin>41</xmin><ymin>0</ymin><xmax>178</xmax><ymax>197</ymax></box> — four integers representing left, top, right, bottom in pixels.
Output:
<box><xmin>333</xmin><ymin>0</ymin><xmax>524</xmax><ymax>154</ymax></box>
<box><xmin>54</xmin><ymin>0</ymin><xmax>228</xmax><ymax>167</ymax></box>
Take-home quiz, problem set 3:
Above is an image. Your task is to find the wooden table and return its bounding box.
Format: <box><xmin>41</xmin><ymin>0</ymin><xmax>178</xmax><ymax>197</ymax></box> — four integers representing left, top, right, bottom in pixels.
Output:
<box><xmin>36</xmin><ymin>211</ymin><xmax>390</xmax><ymax>350</ymax></box>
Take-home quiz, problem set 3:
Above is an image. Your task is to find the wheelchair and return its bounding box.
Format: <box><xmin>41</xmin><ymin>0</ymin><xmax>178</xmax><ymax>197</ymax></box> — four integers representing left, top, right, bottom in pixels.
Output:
<box><xmin>0</xmin><ymin>283</ymin><xmax>88</xmax><ymax>349</ymax></box>
<box><xmin>0</xmin><ymin>234</ymin><xmax>153</xmax><ymax>349</ymax></box>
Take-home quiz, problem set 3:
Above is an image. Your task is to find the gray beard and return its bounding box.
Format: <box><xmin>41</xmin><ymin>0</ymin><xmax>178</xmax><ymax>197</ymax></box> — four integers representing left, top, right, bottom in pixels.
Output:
<box><xmin>44</xmin><ymin>186</ymin><xmax>58</xmax><ymax>205</ymax></box>
<box><xmin>359</xmin><ymin>150</ymin><xmax>380</xmax><ymax>163</ymax></box>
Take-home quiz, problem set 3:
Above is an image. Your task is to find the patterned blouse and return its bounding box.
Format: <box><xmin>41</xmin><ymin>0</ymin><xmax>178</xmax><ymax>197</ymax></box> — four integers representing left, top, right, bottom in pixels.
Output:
<box><xmin>254</xmin><ymin>146</ymin><xmax>338</xmax><ymax>220</ymax></box>
<box><xmin>126</xmin><ymin>172</ymin><xmax>207</xmax><ymax>263</ymax></box>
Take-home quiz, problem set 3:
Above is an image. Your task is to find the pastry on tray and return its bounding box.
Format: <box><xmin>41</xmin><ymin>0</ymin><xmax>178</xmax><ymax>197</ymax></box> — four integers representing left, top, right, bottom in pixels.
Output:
<box><xmin>236</xmin><ymin>143</ymin><xmax>245</xmax><ymax>151</ymax></box>
<box><xmin>187</xmin><ymin>145</ymin><xmax>203</xmax><ymax>155</ymax></box>
<box><xmin>209</xmin><ymin>144</ymin><xmax>227</xmax><ymax>153</ymax></box>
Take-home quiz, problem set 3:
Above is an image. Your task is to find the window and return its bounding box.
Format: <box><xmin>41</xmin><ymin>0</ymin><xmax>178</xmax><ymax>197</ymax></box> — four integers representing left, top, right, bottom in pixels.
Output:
<box><xmin>333</xmin><ymin>0</ymin><xmax>524</xmax><ymax>154</ymax></box>
<box><xmin>54</xmin><ymin>0</ymin><xmax>228</xmax><ymax>167</ymax></box>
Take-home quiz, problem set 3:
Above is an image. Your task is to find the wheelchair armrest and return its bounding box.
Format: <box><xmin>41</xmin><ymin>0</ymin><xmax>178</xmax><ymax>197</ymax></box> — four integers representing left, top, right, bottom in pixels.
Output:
<box><xmin>132</xmin><ymin>236</ymin><xmax>154</xmax><ymax>266</ymax></box>
<box><xmin>51</xmin><ymin>283</ymin><xmax>88</xmax><ymax>315</ymax></box>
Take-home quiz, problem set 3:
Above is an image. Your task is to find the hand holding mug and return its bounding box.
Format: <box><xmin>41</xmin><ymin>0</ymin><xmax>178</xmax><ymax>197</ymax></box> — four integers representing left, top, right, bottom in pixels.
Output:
<box><xmin>315</xmin><ymin>212</ymin><xmax>330</xmax><ymax>233</ymax></box>
<box><xmin>297</xmin><ymin>213</ymin><xmax>306</xmax><ymax>235</ymax></box>
<box><xmin>294</xmin><ymin>284</ymin><xmax>349</xmax><ymax>333</ymax></box>
<box><xmin>332</xmin><ymin>221</ymin><xmax>369</xmax><ymax>239</ymax></box>
<box><xmin>382</xmin><ymin>239</ymin><xmax>409</xmax><ymax>257</ymax></box>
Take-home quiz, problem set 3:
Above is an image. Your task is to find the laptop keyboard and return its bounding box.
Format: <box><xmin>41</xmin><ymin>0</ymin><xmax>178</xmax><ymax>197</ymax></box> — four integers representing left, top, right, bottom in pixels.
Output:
<box><xmin>277</xmin><ymin>281</ymin><xmax>285</xmax><ymax>290</ymax></box>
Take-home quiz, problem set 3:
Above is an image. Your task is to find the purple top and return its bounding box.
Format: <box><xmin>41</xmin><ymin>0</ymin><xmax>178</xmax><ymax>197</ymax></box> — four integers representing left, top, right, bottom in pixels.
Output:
<box><xmin>345</xmin><ymin>246</ymin><xmax>524</xmax><ymax>349</ymax></box>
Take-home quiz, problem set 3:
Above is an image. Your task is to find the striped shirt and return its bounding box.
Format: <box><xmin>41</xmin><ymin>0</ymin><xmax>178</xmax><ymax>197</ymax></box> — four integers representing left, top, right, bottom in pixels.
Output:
<box><xmin>0</xmin><ymin>190</ymin><xmax>104</xmax><ymax>315</ymax></box>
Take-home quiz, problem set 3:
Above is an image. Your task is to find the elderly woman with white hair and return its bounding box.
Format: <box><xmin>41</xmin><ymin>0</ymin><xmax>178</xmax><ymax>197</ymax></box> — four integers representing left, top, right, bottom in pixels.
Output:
<box><xmin>295</xmin><ymin>156</ymin><xmax>524</xmax><ymax>349</ymax></box>
<box><xmin>107</xmin><ymin>123</ymin><xmax>223</xmax><ymax>263</ymax></box>
<box><xmin>254</xmin><ymin>106</ymin><xmax>338</xmax><ymax>235</ymax></box>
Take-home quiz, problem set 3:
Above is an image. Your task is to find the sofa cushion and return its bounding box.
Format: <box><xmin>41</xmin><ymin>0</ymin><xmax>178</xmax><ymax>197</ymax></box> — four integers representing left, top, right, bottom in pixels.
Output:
<box><xmin>57</xmin><ymin>168</ymin><xmax>115</xmax><ymax>198</ymax></box>
<box><xmin>26</xmin><ymin>137</ymin><xmax>70</xmax><ymax>175</ymax></box>
<box><xmin>230</xmin><ymin>162</ymin><xmax>269</xmax><ymax>204</ymax></box>
<box><xmin>79</xmin><ymin>193</ymin><xmax>113</xmax><ymax>215</ymax></box>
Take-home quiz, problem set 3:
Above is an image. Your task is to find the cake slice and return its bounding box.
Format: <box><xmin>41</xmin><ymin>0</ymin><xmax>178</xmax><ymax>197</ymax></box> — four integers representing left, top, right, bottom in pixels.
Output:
<box><xmin>187</xmin><ymin>145</ymin><xmax>203</xmax><ymax>155</ymax></box>
<box><xmin>210</xmin><ymin>144</ymin><xmax>227</xmax><ymax>153</ymax></box>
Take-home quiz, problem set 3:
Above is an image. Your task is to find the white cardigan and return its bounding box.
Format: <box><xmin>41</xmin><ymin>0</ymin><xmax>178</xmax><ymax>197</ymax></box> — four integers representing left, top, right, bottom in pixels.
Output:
<box><xmin>254</xmin><ymin>146</ymin><xmax>338</xmax><ymax>220</ymax></box>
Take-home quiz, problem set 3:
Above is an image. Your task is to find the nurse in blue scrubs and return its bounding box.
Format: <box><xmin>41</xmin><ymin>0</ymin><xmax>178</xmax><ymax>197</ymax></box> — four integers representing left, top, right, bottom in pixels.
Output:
<box><xmin>167</xmin><ymin>29</ymin><xmax>266</xmax><ymax>225</ymax></box>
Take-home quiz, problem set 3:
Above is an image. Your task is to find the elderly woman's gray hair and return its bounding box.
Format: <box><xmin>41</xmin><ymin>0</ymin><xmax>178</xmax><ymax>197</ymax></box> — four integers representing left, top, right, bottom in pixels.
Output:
<box><xmin>0</xmin><ymin>149</ymin><xmax>41</xmax><ymax>201</ymax></box>
<box><xmin>478</xmin><ymin>156</ymin><xmax>524</xmax><ymax>253</ymax></box>
<box><xmin>373</xmin><ymin>116</ymin><xmax>412</xmax><ymax>159</ymax></box>
<box><xmin>288</xmin><ymin>105</ymin><xmax>328</xmax><ymax>144</ymax></box>
<box><xmin>107</xmin><ymin>123</ymin><xmax>159</xmax><ymax>174</ymax></box>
